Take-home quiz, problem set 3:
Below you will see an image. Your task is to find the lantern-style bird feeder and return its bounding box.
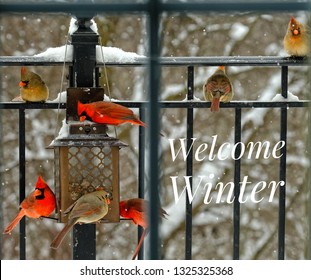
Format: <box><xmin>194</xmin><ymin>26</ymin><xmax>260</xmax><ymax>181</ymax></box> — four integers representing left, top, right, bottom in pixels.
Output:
<box><xmin>49</xmin><ymin>88</ymin><xmax>127</xmax><ymax>223</ymax></box>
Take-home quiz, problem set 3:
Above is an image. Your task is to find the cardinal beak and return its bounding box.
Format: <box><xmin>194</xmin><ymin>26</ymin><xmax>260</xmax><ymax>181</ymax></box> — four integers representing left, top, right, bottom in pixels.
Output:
<box><xmin>106</xmin><ymin>192</ymin><xmax>113</xmax><ymax>204</ymax></box>
<box><xmin>33</xmin><ymin>189</ymin><xmax>42</xmax><ymax>196</ymax></box>
<box><xmin>19</xmin><ymin>81</ymin><xmax>27</xmax><ymax>87</ymax></box>
<box><xmin>79</xmin><ymin>116</ymin><xmax>87</xmax><ymax>122</ymax></box>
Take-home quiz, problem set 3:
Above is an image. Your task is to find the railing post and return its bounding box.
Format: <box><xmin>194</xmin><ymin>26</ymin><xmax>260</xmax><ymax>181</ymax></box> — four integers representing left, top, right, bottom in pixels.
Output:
<box><xmin>185</xmin><ymin>66</ymin><xmax>194</xmax><ymax>260</ymax></box>
<box><xmin>138</xmin><ymin>107</ymin><xmax>146</xmax><ymax>260</ymax></box>
<box><xmin>70</xmin><ymin>17</ymin><xmax>99</xmax><ymax>87</ymax></box>
<box><xmin>147</xmin><ymin>0</ymin><xmax>161</xmax><ymax>260</ymax></box>
<box><xmin>19</xmin><ymin>109</ymin><xmax>26</xmax><ymax>260</ymax></box>
<box><xmin>233</xmin><ymin>108</ymin><xmax>242</xmax><ymax>260</ymax></box>
<box><xmin>70</xmin><ymin>16</ymin><xmax>99</xmax><ymax>260</ymax></box>
<box><xmin>308</xmin><ymin>101</ymin><xmax>311</xmax><ymax>260</ymax></box>
<box><xmin>278</xmin><ymin>66</ymin><xmax>288</xmax><ymax>259</ymax></box>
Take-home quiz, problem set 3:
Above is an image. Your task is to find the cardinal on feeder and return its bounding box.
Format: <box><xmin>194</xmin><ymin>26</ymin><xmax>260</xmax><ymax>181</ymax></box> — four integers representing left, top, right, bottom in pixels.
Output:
<box><xmin>77</xmin><ymin>100</ymin><xmax>147</xmax><ymax>127</ymax></box>
<box><xmin>50</xmin><ymin>189</ymin><xmax>111</xmax><ymax>249</ymax></box>
<box><xmin>119</xmin><ymin>198</ymin><xmax>168</xmax><ymax>260</ymax></box>
<box><xmin>3</xmin><ymin>175</ymin><xmax>56</xmax><ymax>234</ymax></box>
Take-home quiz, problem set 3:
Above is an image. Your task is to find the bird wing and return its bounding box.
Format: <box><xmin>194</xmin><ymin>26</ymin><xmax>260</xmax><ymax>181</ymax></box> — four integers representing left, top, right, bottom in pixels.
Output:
<box><xmin>69</xmin><ymin>202</ymin><xmax>102</xmax><ymax>219</ymax></box>
<box><xmin>94</xmin><ymin>103</ymin><xmax>136</xmax><ymax>121</ymax></box>
<box><xmin>127</xmin><ymin>198</ymin><xmax>147</xmax><ymax>213</ymax></box>
<box><xmin>209</xmin><ymin>75</ymin><xmax>231</xmax><ymax>92</ymax></box>
<box><xmin>63</xmin><ymin>200</ymin><xmax>78</xmax><ymax>215</ymax></box>
<box><xmin>20</xmin><ymin>189</ymin><xmax>41</xmax><ymax>209</ymax></box>
<box><xmin>127</xmin><ymin>198</ymin><xmax>168</xmax><ymax>219</ymax></box>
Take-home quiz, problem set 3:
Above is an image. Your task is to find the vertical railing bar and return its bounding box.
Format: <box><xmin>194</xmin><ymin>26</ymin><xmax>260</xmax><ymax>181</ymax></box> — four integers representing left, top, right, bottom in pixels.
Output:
<box><xmin>147</xmin><ymin>0</ymin><xmax>161</xmax><ymax>260</ymax></box>
<box><xmin>19</xmin><ymin>108</ymin><xmax>26</xmax><ymax>260</ymax></box>
<box><xmin>185</xmin><ymin>66</ymin><xmax>194</xmax><ymax>260</ymax></box>
<box><xmin>0</xmin><ymin>106</ymin><xmax>2</xmax><ymax>260</ymax></box>
<box><xmin>278</xmin><ymin>66</ymin><xmax>288</xmax><ymax>259</ymax></box>
<box><xmin>308</xmin><ymin>99</ymin><xmax>311</xmax><ymax>260</ymax></box>
<box><xmin>281</xmin><ymin>66</ymin><xmax>288</xmax><ymax>99</ymax></box>
<box><xmin>308</xmin><ymin>56</ymin><xmax>311</xmax><ymax>260</ymax></box>
<box><xmin>138</xmin><ymin>106</ymin><xmax>146</xmax><ymax>260</ymax></box>
<box><xmin>233</xmin><ymin>108</ymin><xmax>242</xmax><ymax>260</ymax></box>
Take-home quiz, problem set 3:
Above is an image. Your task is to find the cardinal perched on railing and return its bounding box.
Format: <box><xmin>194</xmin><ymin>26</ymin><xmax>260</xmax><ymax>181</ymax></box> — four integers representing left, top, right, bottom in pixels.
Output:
<box><xmin>203</xmin><ymin>66</ymin><xmax>233</xmax><ymax>112</ymax></box>
<box><xmin>120</xmin><ymin>198</ymin><xmax>168</xmax><ymax>260</ymax></box>
<box><xmin>3</xmin><ymin>175</ymin><xmax>56</xmax><ymax>234</ymax></box>
<box><xmin>17</xmin><ymin>67</ymin><xmax>49</xmax><ymax>102</ymax></box>
<box><xmin>50</xmin><ymin>189</ymin><xmax>110</xmax><ymax>249</ymax></box>
<box><xmin>284</xmin><ymin>16</ymin><xmax>310</xmax><ymax>57</ymax></box>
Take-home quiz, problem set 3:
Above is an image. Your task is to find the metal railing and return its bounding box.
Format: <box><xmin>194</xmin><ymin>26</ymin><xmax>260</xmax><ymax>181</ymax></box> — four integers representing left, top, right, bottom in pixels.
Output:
<box><xmin>0</xmin><ymin>0</ymin><xmax>310</xmax><ymax>260</ymax></box>
<box><xmin>0</xmin><ymin>56</ymin><xmax>309</xmax><ymax>260</ymax></box>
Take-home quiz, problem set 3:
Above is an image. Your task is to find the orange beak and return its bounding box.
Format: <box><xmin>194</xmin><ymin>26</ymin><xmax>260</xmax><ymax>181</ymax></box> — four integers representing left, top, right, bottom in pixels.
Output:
<box><xmin>19</xmin><ymin>81</ymin><xmax>27</xmax><ymax>87</ymax></box>
<box><xmin>79</xmin><ymin>116</ymin><xmax>87</xmax><ymax>122</ymax></box>
<box><xmin>33</xmin><ymin>189</ymin><xmax>42</xmax><ymax>197</ymax></box>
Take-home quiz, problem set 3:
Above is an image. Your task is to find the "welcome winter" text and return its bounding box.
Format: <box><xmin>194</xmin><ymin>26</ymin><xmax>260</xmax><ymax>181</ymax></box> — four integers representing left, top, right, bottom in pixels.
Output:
<box><xmin>168</xmin><ymin>136</ymin><xmax>285</xmax><ymax>204</ymax></box>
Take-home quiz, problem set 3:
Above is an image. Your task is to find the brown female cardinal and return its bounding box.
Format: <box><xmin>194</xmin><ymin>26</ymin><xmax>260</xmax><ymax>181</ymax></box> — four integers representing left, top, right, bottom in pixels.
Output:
<box><xmin>284</xmin><ymin>16</ymin><xmax>310</xmax><ymax>57</ymax></box>
<box><xmin>119</xmin><ymin>198</ymin><xmax>168</xmax><ymax>260</ymax></box>
<box><xmin>203</xmin><ymin>66</ymin><xmax>233</xmax><ymax>112</ymax></box>
<box><xmin>50</xmin><ymin>189</ymin><xmax>111</xmax><ymax>249</ymax></box>
<box><xmin>19</xmin><ymin>67</ymin><xmax>49</xmax><ymax>102</ymax></box>
<box><xmin>77</xmin><ymin>100</ymin><xmax>147</xmax><ymax>127</ymax></box>
<box><xmin>3</xmin><ymin>175</ymin><xmax>56</xmax><ymax>234</ymax></box>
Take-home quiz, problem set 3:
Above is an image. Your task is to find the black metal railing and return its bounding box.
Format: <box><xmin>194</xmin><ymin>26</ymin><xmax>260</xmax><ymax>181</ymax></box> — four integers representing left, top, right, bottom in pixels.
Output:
<box><xmin>0</xmin><ymin>56</ymin><xmax>309</xmax><ymax>260</ymax></box>
<box><xmin>0</xmin><ymin>0</ymin><xmax>310</xmax><ymax>260</ymax></box>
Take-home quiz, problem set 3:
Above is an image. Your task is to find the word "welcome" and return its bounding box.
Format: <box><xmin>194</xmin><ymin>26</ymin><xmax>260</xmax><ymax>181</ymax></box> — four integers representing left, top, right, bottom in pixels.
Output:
<box><xmin>169</xmin><ymin>136</ymin><xmax>285</xmax><ymax>161</ymax></box>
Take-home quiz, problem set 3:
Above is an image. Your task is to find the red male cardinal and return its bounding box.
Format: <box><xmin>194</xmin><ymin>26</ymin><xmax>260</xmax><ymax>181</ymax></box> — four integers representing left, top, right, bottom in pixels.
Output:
<box><xmin>78</xmin><ymin>100</ymin><xmax>146</xmax><ymax>127</ymax></box>
<box><xmin>18</xmin><ymin>67</ymin><xmax>49</xmax><ymax>102</ymax></box>
<box><xmin>284</xmin><ymin>16</ymin><xmax>310</xmax><ymax>57</ymax></box>
<box><xmin>3</xmin><ymin>175</ymin><xmax>56</xmax><ymax>234</ymax></box>
<box><xmin>50</xmin><ymin>189</ymin><xmax>111</xmax><ymax>249</ymax></box>
<box><xmin>203</xmin><ymin>66</ymin><xmax>233</xmax><ymax>112</ymax></box>
<box><xmin>120</xmin><ymin>198</ymin><xmax>168</xmax><ymax>260</ymax></box>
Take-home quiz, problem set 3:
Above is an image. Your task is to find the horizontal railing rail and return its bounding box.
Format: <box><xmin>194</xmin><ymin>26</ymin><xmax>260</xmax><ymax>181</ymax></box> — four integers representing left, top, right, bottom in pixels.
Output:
<box><xmin>0</xmin><ymin>1</ymin><xmax>309</xmax><ymax>14</ymax></box>
<box><xmin>0</xmin><ymin>101</ymin><xmax>309</xmax><ymax>110</ymax></box>
<box><xmin>0</xmin><ymin>56</ymin><xmax>309</xmax><ymax>66</ymax></box>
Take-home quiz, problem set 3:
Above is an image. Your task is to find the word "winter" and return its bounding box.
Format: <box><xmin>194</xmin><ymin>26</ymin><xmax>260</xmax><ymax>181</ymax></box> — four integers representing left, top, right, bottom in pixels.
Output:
<box><xmin>171</xmin><ymin>174</ymin><xmax>285</xmax><ymax>204</ymax></box>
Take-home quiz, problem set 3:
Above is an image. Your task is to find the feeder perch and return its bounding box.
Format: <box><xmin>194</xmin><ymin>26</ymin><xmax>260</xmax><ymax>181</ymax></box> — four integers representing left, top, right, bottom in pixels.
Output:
<box><xmin>48</xmin><ymin>87</ymin><xmax>127</xmax><ymax>223</ymax></box>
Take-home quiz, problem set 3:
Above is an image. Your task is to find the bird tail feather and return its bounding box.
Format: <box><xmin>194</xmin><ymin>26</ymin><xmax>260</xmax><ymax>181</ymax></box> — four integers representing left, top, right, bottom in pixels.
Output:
<box><xmin>50</xmin><ymin>219</ymin><xmax>76</xmax><ymax>249</ymax></box>
<box><xmin>3</xmin><ymin>211</ymin><xmax>25</xmax><ymax>234</ymax></box>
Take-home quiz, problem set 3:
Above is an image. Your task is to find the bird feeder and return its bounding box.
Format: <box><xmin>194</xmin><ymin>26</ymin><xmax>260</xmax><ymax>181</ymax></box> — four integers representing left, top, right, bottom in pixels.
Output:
<box><xmin>49</xmin><ymin>87</ymin><xmax>127</xmax><ymax>223</ymax></box>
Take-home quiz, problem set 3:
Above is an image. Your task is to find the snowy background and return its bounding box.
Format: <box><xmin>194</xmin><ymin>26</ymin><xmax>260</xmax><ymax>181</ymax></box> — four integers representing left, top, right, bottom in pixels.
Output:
<box><xmin>0</xmin><ymin>9</ymin><xmax>310</xmax><ymax>260</ymax></box>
